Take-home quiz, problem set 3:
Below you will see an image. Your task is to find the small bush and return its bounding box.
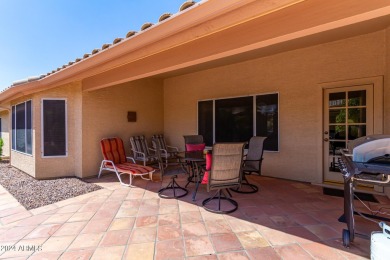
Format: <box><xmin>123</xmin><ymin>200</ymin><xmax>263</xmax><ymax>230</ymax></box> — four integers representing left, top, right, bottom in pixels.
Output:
<box><xmin>0</xmin><ymin>138</ymin><xmax>3</xmax><ymax>156</ymax></box>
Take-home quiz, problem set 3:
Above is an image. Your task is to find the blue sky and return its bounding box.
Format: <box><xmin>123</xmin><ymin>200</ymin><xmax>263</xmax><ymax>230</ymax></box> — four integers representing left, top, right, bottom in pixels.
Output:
<box><xmin>0</xmin><ymin>0</ymin><xmax>197</xmax><ymax>91</ymax></box>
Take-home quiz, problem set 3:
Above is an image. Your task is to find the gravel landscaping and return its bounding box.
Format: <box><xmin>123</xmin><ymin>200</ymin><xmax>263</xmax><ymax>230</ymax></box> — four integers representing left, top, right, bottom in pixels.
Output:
<box><xmin>0</xmin><ymin>160</ymin><xmax>102</xmax><ymax>210</ymax></box>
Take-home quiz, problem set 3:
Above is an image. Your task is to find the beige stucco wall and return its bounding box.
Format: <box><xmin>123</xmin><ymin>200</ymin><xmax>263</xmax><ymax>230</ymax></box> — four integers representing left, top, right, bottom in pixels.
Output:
<box><xmin>9</xmin><ymin>82</ymin><xmax>82</xmax><ymax>179</ymax></box>
<box><xmin>0</xmin><ymin>111</ymin><xmax>10</xmax><ymax>157</ymax></box>
<box><xmin>164</xmin><ymin>30</ymin><xmax>388</xmax><ymax>184</ymax></box>
<box><xmin>81</xmin><ymin>78</ymin><xmax>164</xmax><ymax>178</ymax></box>
<box><xmin>33</xmin><ymin>82</ymin><xmax>83</xmax><ymax>179</ymax></box>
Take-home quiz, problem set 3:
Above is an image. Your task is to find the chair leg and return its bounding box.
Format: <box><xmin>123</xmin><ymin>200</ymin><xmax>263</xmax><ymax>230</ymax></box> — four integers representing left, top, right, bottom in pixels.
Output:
<box><xmin>192</xmin><ymin>180</ymin><xmax>201</xmax><ymax>201</ymax></box>
<box><xmin>158</xmin><ymin>176</ymin><xmax>188</xmax><ymax>199</ymax></box>
<box><xmin>230</xmin><ymin>174</ymin><xmax>258</xmax><ymax>194</ymax></box>
<box><xmin>98</xmin><ymin>161</ymin><xmax>105</xmax><ymax>178</ymax></box>
<box><xmin>202</xmin><ymin>189</ymin><xmax>238</xmax><ymax>214</ymax></box>
<box><xmin>117</xmin><ymin>173</ymin><xmax>136</xmax><ymax>188</ymax></box>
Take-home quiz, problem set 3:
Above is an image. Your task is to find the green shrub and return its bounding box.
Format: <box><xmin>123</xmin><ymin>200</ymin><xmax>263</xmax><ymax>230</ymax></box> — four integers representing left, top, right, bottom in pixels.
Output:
<box><xmin>0</xmin><ymin>138</ymin><xmax>3</xmax><ymax>156</ymax></box>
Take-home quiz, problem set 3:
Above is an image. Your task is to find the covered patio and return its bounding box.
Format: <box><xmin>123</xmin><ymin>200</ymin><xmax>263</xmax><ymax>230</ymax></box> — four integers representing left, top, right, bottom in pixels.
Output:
<box><xmin>1</xmin><ymin>173</ymin><xmax>387</xmax><ymax>259</ymax></box>
<box><xmin>0</xmin><ymin>0</ymin><xmax>389</xmax><ymax>258</ymax></box>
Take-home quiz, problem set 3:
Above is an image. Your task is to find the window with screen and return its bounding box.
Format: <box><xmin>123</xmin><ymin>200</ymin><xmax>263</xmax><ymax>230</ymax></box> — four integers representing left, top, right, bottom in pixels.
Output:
<box><xmin>197</xmin><ymin>93</ymin><xmax>279</xmax><ymax>151</ymax></box>
<box><xmin>256</xmin><ymin>94</ymin><xmax>279</xmax><ymax>151</ymax></box>
<box><xmin>198</xmin><ymin>100</ymin><xmax>213</xmax><ymax>146</ymax></box>
<box><xmin>215</xmin><ymin>97</ymin><xmax>253</xmax><ymax>143</ymax></box>
<box><xmin>42</xmin><ymin>99</ymin><xmax>67</xmax><ymax>157</ymax></box>
<box><xmin>12</xmin><ymin>100</ymin><xmax>32</xmax><ymax>154</ymax></box>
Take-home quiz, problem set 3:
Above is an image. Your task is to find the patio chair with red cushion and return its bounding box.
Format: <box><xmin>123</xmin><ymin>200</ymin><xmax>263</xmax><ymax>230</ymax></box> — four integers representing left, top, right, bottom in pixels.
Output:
<box><xmin>98</xmin><ymin>137</ymin><xmax>155</xmax><ymax>187</ymax></box>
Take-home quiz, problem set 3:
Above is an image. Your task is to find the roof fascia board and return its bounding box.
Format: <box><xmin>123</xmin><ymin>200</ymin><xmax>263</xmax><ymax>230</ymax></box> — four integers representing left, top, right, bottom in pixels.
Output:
<box><xmin>82</xmin><ymin>4</ymin><xmax>390</xmax><ymax>91</ymax></box>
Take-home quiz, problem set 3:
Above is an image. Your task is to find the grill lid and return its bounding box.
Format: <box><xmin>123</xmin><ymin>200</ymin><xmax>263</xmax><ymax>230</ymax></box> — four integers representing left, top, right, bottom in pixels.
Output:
<box><xmin>350</xmin><ymin>135</ymin><xmax>390</xmax><ymax>163</ymax></box>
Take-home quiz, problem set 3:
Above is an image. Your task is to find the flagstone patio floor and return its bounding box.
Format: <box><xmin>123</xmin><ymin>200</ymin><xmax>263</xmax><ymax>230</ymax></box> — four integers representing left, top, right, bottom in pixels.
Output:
<box><xmin>1</xmin><ymin>173</ymin><xmax>389</xmax><ymax>259</ymax></box>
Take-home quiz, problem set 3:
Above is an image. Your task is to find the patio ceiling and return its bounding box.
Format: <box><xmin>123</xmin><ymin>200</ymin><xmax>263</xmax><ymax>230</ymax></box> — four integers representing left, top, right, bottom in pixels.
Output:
<box><xmin>0</xmin><ymin>0</ymin><xmax>389</xmax><ymax>102</ymax></box>
<box><xmin>81</xmin><ymin>0</ymin><xmax>390</xmax><ymax>91</ymax></box>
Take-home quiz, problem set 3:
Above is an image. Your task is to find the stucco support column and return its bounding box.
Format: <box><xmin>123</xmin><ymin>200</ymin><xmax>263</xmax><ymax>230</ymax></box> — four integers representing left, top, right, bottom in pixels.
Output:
<box><xmin>74</xmin><ymin>82</ymin><xmax>84</xmax><ymax>178</ymax></box>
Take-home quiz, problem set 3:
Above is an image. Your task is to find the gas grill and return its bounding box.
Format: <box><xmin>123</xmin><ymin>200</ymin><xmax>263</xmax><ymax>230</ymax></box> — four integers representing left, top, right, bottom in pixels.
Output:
<box><xmin>338</xmin><ymin>135</ymin><xmax>390</xmax><ymax>247</ymax></box>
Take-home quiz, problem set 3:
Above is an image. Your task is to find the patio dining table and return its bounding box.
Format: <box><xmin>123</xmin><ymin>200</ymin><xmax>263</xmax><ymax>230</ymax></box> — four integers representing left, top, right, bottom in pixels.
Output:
<box><xmin>177</xmin><ymin>151</ymin><xmax>206</xmax><ymax>200</ymax></box>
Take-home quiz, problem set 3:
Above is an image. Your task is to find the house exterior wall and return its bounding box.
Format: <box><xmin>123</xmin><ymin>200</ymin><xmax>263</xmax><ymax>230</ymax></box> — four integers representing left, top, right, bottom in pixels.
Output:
<box><xmin>81</xmin><ymin>78</ymin><xmax>164</xmax><ymax>178</ymax></box>
<box><xmin>164</xmin><ymin>30</ymin><xmax>388</xmax><ymax>184</ymax></box>
<box><xmin>33</xmin><ymin>82</ymin><xmax>83</xmax><ymax>179</ymax></box>
<box><xmin>0</xmin><ymin>111</ymin><xmax>10</xmax><ymax>157</ymax></box>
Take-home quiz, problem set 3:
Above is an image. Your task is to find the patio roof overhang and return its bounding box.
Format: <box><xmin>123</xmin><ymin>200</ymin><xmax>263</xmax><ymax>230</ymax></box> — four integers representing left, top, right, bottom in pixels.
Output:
<box><xmin>0</xmin><ymin>0</ymin><xmax>389</xmax><ymax>103</ymax></box>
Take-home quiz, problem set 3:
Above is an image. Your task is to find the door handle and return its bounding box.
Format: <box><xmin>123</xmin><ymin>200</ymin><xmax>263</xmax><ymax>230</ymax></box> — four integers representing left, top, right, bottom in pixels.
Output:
<box><xmin>324</xmin><ymin>138</ymin><xmax>329</xmax><ymax>142</ymax></box>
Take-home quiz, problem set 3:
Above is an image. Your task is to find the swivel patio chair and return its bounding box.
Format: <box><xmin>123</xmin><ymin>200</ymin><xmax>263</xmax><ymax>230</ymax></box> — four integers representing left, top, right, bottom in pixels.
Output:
<box><xmin>130</xmin><ymin>135</ymin><xmax>157</xmax><ymax>166</ymax></box>
<box><xmin>98</xmin><ymin>137</ymin><xmax>155</xmax><ymax>187</ymax></box>
<box><xmin>153</xmin><ymin>140</ymin><xmax>188</xmax><ymax>199</ymax></box>
<box><xmin>151</xmin><ymin>134</ymin><xmax>179</xmax><ymax>166</ymax></box>
<box><xmin>202</xmin><ymin>142</ymin><xmax>245</xmax><ymax>214</ymax></box>
<box><xmin>231</xmin><ymin>136</ymin><xmax>267</xmax><ymax>194</ymax></box>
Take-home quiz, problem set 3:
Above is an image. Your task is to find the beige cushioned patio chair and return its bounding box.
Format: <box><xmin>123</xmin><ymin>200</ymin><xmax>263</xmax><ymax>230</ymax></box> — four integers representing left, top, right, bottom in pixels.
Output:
<box><xmin>130</xmin><ymin>135</ymin><xmax>157</xmax><ymax>166</ymax></box>
<box><xmin>98</xmin><ymin>137</ymin><xmax>155</xmax><ymax>187</ymax></box>
<box><xmin>231</xmin><ymin>136</ymin><xmax>267</xmax><ymax>194</ymax></box>
<box><xmin>202</xmin><ymin>142</ymin><xmax>245</xmax><ymax>214</ymax></box>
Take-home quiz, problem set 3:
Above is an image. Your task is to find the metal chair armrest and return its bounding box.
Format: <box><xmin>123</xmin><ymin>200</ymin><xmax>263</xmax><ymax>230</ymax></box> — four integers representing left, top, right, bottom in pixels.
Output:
<box><xmin>126</xmin><ymin>157</ymin><xmax>136</xmax><ymax>163</ymax></box>
<box><xmin>102</xmin><ymin>160</ymin><xmax>118</xmax><ymax>171</ymax></box>
<box><xmin>167</xmin><ymin>145</ymin><xmax>179</xmax><ymax>152</ymax></box>
<box><xmin>132</xmin><ymin>150</ymin><xmax>146</xmax><ymax>157</ymax></box>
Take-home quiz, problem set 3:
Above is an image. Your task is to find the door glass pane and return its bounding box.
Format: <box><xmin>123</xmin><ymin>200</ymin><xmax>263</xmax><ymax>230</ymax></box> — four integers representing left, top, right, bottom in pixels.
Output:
<box><xmin>329</xmin><ymin>141</ymin><xmax>346</xmax><ymax>154</ymax></box>
<box><xmin>348</xmin><ymin>108</ymin><xmax>366</xmax><ymax>123</ymax></box>
<box><xmin>329</xmin><ymin>109</ymin><xmax>346</xmax><ymax>123</ymax></box>
<box><xmin>328</xmin><ymin>141</ymin><xmax>345</xmax><ymax>171</ymax></box>
<box><xmin>329</xmin><ymin>92</ymin><xmax>346</xmax><ymax>107</ymax></box>
<box><xmin>348</xmin><ymin>125</ymin><xmax>366</xmax><ymax>140</ymax></box>
<box><xmin>348</xmin><ymin>90</ymin><xmax>366</xmax><ymax>106</ymax></box>
<box><xmin>329</xmin><ymin>125</ymin><xmax>346</xmax><ymax>140</ymax></box>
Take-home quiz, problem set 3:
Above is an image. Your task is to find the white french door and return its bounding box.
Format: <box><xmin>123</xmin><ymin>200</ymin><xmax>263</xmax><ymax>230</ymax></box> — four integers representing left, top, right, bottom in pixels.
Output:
<box><xmin>323</xmin><ymin>85</ymin><xmax>374</xmax><ymax>183</ymax></box>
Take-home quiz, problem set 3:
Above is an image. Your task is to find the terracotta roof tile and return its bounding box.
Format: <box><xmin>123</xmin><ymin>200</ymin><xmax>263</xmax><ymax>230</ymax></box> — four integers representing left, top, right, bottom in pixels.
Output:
<box><xmin>180</xmin><ymin>1</ymin><xmax>195</xmax><ymax>11</ymax></box>
<box><xmin>159</xmin><ymin>13</ymin><xmax>172</xmax><ymax>22</ymax></box>
<box><xmin>141</xmin><ymin>22</ymin><xmax>154</xmax><ymax>31</ymax></box>
<box><xmin>113</xmin><ymin>38</ymin><xmax>123</xmax><ymax>44</ymax></box>
<box><xmin>126</xmin><ymin>31</ymin><xmax>137</xmax><ymax>38</ymax></box>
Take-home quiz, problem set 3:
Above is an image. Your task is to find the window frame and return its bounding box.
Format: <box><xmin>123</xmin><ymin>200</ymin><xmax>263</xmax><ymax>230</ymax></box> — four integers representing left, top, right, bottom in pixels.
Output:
<box><xmin>197</xmin><ymin>92</ymin><xmax>279</xmax><ymax>152</ymax></box>
<box><xmin>41</xmin><ymin>98</ymin><xmax>68</xmax><ymax>158</ymax></box>
<box><xmin>11</xmin><ymin>100</ymin><xmax>33</xmax><ymax>156</ymax></box>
